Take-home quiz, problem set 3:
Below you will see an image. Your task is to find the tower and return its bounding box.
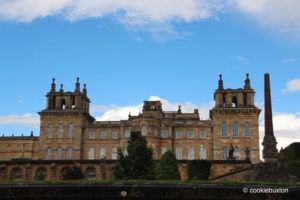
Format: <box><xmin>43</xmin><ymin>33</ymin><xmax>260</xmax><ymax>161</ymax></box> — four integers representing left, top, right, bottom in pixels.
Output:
<box><xmin>38</xmin><ymin>78</ymin><xmax>94</xmax><ymax>160</ymax></box>
<box><xmin>210</xmin><ymin>74</ymin><xmax>261</xmax><ymax>163</ymax></box>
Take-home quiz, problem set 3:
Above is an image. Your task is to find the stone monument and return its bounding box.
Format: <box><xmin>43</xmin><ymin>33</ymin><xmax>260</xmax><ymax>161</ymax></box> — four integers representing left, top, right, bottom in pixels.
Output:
<box><xmin>251</xmin><ymin>73</ymin><xmax>297</xmax><ymax>182</ymax></box>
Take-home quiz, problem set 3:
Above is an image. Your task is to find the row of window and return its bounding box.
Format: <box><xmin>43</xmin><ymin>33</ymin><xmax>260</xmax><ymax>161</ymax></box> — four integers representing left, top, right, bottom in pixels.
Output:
<box><xmin>174</xmin><ymin>145</ymin><xmax>207</xmax><ymax>160</ymax></box>
<box><xmin>46</xmin><ymin>147</ymin><xmax>73</xmax><ymax>160</ymax></box>
<box><xmin>47</xmin><ymin>124</ymin><xmax>74</xmax><ymax>139</ymax></box>
<box><xmin>221</xmin><ymin>122</ymin><xmax>251</xmax><ymax>137</ymax></box>
<box><xmin>221</xmin><ymin>147</ymin><xmax>251</xmax><ymax>160</ymax></box>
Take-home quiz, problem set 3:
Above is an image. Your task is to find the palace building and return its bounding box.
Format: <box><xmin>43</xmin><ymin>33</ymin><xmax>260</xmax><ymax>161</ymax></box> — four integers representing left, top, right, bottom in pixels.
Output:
<box><xmin>0</xmin><ymin>74</ymin><xmax>261</xmax><ymax>181</ymax></box>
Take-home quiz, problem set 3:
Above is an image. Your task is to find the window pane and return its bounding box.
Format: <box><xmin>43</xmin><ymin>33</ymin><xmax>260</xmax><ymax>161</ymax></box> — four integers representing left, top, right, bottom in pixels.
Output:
<box><xmin>142</xmin><ymin>126</ymin><xmax>147</xmax><ymax>136</ymax></box>
<box><xmin>200</xmin><ymin>145</ymin><xmax>206</xmax><ymax>159</ymax></box>
<box><xmin>222</xmin><ymin>122</ymin><xmax>227</xmax><ymax>137</ymax></box>
<box><xmin>161</xmin><ymin>147</ymin><xmax>168</xmax><ymax>156</ymax></box>
<box><xmin>176</xmin><ymin>130</ymin><xmax>182</xmax><ymax>138</ymax></box>
<box><xmin>58</xmin><ymin>124</ymin><xmax>64</xmax><ymax>138</ymax></box>
<box><xmin>89</xmin><ymin>131</ymin><xmax>95</xmax><ymax>139</ymax></box>
<box><xmin>188</xmin><ymin>130</ymin><xmax>194</xmax><ymax>138</ymax></box>
<box><xmin>57</xmin><ymin>148</ymin><xmax>62</xmax><ymax>160</ymax></box>
<box><xmin>233</xmin><ymin>147</ymin><xmax>240</xmax><ymax>160</ymax></box>
<box><xmin>101</xmin><ymin>131</ymin><xmax>107</xmax><ymax>139</ymax></box>
<box><xmin>161</xmin><ymin>130</ymin><xmax>168</xmax><ymax>138</ymax></box>
<box><xmin>112</xmin><ymin>131</ymin><xmax>118</xmax><ymax>139</ymax></box>
<box><xmin>244</xmin><ymin>123</ymin><xmax>250</xmax><ymax>137</ymax></box>
<box><xmin>222</xmin><ymin>147</ymin><xmax>227</xmax><ymax>160</ymax></box>
<box><xmin>111</xmin><ymin>148</ymin><xmax>117</xmax><ymax>160</ymax></box>
<box><xmin>233</xmin><ymin>122</ymin><xmax>239</xmax><ymax>137</ymax></box>
<box><xmin>89</xmin><ymin>148</ymin><xmax>94</xmax><ymax>160</ymax></box>
<box><xmin>200</xmin><ymin>130</ymin><xmax>206</xmax><ymax>138</ymax></box>
<box><xmin>125</xmin><ymin>129</ymin><xmax>131</xmax><ymax>138</ymax></box>
<box><xmin>67</xmin><ymin>148</ymin><xmax>72</xmax><ymax>160</ymax></box>
<box><xmin>48</xmin><ymin>124</ymin><xmax>53</xmax><ymax>138</ymax></box>
<box><xmin>188</xmin><ymin>147</ymin><xmax>194</xmax><ymax>160</ymax></box>
<box><xmin>100</xmin><ymin>148</ymin><xmax>106</xmax><ymax>159</ymax></box>
<box><xmin>176</xmin><ymin>147</ymin><xmax>182</xmax><ymax>160</ymax></box>
<box><xmin>46</xmin><ymin>148</ymin><xmax>51</xmax><ymax>160</ymax></box>
<box><xmin>68</xmin><ymin>124</ymin><xmax>73</xmax><ymax>138</ymax></box>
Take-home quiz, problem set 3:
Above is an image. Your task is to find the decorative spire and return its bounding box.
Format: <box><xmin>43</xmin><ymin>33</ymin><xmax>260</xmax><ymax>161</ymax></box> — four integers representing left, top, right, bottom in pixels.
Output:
<box><xmin>83</xmin><ymin>83</ymin><xmax>87</xmax><ymax>97</ymax></box>
<box><xmin>60</xmin><ymin>84</ymin><xmax>64</xmax><ymax>93</ymax></box>
<box><xmin>75</xmin><ymin>77</ymin><xmax>80</xmax><ymax>93</ymax></box>
<box><xmin>218</xmin><ymin>74</ymin><xmax>224</xmax><ymax>90</ymax></box>
<box><xmin>50</xmin><ymin>78</ymin><xmax>56</xmax><ymax>93</ymax></box>
<box><xmin>244</xmin><ymin>73</ymin><xmax>251</xmax><ymax>90</ymax></box>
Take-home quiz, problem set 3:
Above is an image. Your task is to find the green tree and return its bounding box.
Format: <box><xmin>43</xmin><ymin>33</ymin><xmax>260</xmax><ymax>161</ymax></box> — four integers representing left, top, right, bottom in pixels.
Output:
<box><xmin>156</xmin><ymin>150</ymin><xmax>181</xmax><ymax>180</ymax></box>
<box><xmin>114</xmin><ymin>131</ymin><xmax>155</xmax><ymax>179</ymax></box>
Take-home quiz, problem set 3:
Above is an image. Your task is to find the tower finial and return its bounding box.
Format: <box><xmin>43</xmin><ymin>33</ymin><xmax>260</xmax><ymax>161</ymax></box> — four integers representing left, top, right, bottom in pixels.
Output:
<box><xmin>218</xmin><ymin>74</ymin><xmax>224</xmax><ymax>90</ymax></box>
<box><xmin>178</xmin><ymin>105</ymin><xmax>181</xmax><ymax>113</ymax></box>
<box><xmin>83</xmin><ymin>83</ymin><xmax>87</xmax><ymax>96</ymax></box>
<box><xmin>75</xmin><ymin>77</ymin><xmax>80</xmax><ymax>93</ymax></box>
<box><xmin>50</xmin><ymin>78</ymin><xmax>56</xmax><ymax>93</ymax></box>
<box><xmin>244</xmin><ymin>73</ymin><xmax>251</xmax><ymax>90</ymax></box>
<box><xmin>60</xmin><ymin>84</ymin><xmax>64</xmax><ymax>93</ymax></box>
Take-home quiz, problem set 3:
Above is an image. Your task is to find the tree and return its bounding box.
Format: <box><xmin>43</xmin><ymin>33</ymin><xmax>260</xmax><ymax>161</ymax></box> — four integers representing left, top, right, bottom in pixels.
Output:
<box><xmin>62</xmin><ymin>166</ymin><xmax>83</xmax><ymax>180</ymax></box>
<box><xmin>114</xmin><ymin>131</ymin><xmax>155</xmax><ymax>179</ymax></box>
<box><xmin>156</xmin><ymin>150</ymin><xmax>181</xmax><ymax>180</ymax></box>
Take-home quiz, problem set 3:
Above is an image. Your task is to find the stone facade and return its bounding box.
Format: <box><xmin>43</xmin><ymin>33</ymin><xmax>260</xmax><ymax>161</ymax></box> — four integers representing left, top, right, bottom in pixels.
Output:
<box><xmin>0</xmin><ymin>74</ymin><xmax>261</xmax><ymax>181</ymax></box>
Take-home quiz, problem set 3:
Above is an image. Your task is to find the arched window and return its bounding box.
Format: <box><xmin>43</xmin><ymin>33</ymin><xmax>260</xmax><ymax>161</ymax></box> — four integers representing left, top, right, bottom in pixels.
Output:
<box><xmin>67</xmin><ymin>148</ymin><xmax>72</xmax><ymax>160</ymax></box>
<box><xmin>161</xmin><ymin>147</ymin><xmax>168</xmax><ymax>156</ymax></box>
<box><xmin>88</xmin><ymin>148</ymin><xmax>94</xmax><ymax>160</ymax></box>
<box><xmin>58</xmin><ymin>124</ymin><xmax>64</xmax><ymax>138</ymax></box>
<box><xmin>68</xmin><ymin>124</ymin><xmax>73</xmax><ymax>138</ymax></box>
<box><xmin>142</xmin><ymin>125</ymin><xmax>147</xmax><ymax>136</ymax></box>
<box><xmin>233</xmin><ymin>122</ymin><xmax>239</xmax><ymax>137</ymax></box>
<box><xmin>188</xmin><ymin>147</ymin><xmax>194</xmax><ymax>160</ymax></box>
<box><xmin>232</xmin><ymin>96</ymin><xmax>238</xmax><ymax>107</ymax></box>
<box><xmin>222</xmin><ymin>122</ymin><xmax>227</xmax><ymax>137</ymax></box>
<box><xmin>57</xmin><ymin>148</ymin><xmax>62</xmax><ymax>160</ymax></box>
<box><xmin>233</xmin><ymin>147</ymin><xmax>240</xmax><ymax>160</ymax></box>
<box><xmin>200</xmin><ymin>145</ymin><xmax>206</xmax><ymax>160</ymax></box>
<box><xmin>124</xmin><ymin>129</ymin><xmax>131</xmax><ymax>138</ymax></box>
<box><xmin>100</xmin><ymin>148</ymin><xmax>106</xmax><ymax>159</ymax></box>
<box><xmin>61</xmin><ymin>99</ymin><xmax>66</xmax><ymax>110</ymax></box>
<box><xmin>48</xmin><ymin>124</ymin><xmax>53</xmax><ymax>138</ymax></box>
<box><xmin>111</xmin><ymin>148</ymin><xmax>117</xmax><ymax>160</ymax></box>
<box><xmin>46</xmin><ymin>148</ymin><xmax>51</xmax><ymax>160</ymax></box>
<box><xmin>71</xmin><ymin>96</ymin><xmax>75</xmax><ymax>109</ymax></box>
<box><xmin>244</xmin><ymin>123</ymin><xmax>250</xmax><ymax>137</ymax></box>
<box><xmin>222</xmin><ymin>147</ymin><xmax>227</xmax><ymax>160</ymax></box>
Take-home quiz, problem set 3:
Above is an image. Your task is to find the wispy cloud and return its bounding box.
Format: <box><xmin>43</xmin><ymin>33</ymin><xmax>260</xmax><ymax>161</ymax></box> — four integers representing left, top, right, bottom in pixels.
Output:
<box><xmin>0</xmin><ymin>113</ymin><xmax>39</xmax><ymax>129</ymax></box>
<box><xmin>228</xmin><ymin>55</ymin><xmax>249</xmax><ymax>63</ymax></box>
<box><xmin>281</xmin><ymin>58</ymin><xmax>297</xmax><ymax>64</ymax></box>
<box><xmin>281</xmin><ymin>79</ymin><xmax>300</xmax><ymax>94</ymax></box>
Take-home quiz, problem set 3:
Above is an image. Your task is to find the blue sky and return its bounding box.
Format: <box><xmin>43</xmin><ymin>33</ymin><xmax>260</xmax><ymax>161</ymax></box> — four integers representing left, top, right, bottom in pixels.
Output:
<box><xmin>0</xmin><ymin>0</ymin><xmax>300</xmax><ymax>150</ymax></box>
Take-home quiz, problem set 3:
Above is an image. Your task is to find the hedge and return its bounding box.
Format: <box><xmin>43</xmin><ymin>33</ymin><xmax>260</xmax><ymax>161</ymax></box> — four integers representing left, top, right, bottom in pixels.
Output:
<box><xmin>187</xmin><ymin>160</ymin><xmax>211</xmax><ymax>180</ymax></box>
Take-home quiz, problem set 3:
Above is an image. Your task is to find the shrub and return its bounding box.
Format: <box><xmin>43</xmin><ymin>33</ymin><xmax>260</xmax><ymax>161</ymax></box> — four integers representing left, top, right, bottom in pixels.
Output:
<box><xmin>62</xmin><ymin>167</ymin><xmax>83</xmax><ymax>180</ymax></box>
<box><xmin>287</xmin><ymin>161</ymin><xmax>300</xmax><ymax>179</ymax></box>
<box><xmin>284</xmin><ymin>143</ymin><xmax>300</xmax><ymax>160</ymax></box>
<box><xmin>114</xmin><ymin>131</ymin><xmax>155</xmax><ymax>180</ymax></box>
<box><xmin>156</xmin><ymin>150</ymin><xmax>181</xmax><ymax>180</ymax></box>
<box><xmin>187</xmin><ymin>160</ymin><xmax>211</xmax><ymax>180</ymax></box>
<box><xmin>35</xmin><ymin>172</ymin><xmax>46</xmax><ymax>181</ymax></box>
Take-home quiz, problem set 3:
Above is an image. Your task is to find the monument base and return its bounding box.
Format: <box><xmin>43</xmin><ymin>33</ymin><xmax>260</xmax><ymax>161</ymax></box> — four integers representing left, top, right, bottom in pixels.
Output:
<box><xmin>251</xmin><ymin>161</ymin><xmax>297</xmax><ymax>183</ymax></box>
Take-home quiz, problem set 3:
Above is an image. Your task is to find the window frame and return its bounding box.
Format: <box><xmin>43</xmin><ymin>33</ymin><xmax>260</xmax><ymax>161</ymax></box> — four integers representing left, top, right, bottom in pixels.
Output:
<box><xmin>221</xmin><ymin>122</ymin><xmax>228</xmax><ymax>137</ymax></box>
<box><xmin>176</xmin><ymin>130</ymin><xmax>182</xmax><ymax>138</ymax></box>
<box><xmin>187</xmin><ymin>130</ymin><xmax>194</xmax><ymax>138</ymax></box>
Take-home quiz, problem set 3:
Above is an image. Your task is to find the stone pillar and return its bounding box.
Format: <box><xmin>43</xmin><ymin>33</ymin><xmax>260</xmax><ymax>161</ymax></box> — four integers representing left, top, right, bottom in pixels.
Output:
<box><xmin>262</xmin><ymin>73</ymin><xmax>278</xmax><ymax>162</ymax></box>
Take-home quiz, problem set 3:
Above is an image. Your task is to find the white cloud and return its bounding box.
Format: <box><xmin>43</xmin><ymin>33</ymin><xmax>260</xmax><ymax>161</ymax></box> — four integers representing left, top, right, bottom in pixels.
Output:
<box><xmin>0</xmin><ymin>113</ymin><xmax>40</xmax><ymax>129</ymax></box>
<box><xmin>93</xmin><ymin>96</ymin><xmax>213</xmax><ymax>121</ymax></box>
<box><xmin>282</xmin><ymin>79</ymin><xmax>300</xmax><ymax>93</ymax></box>
<box><xmin>281</xmin><ymin>58</ymin><xmax>297</xmax><ymax>64</ymax></box>
<box><xmin>228</xmin><ymin>55</ymin><xmax>249</xmax><ymax>63</ymax></box>
<box><xmin>234</xmin><ymin>0</ymin><xmax>300</xmax><ymax>36</ymax></box>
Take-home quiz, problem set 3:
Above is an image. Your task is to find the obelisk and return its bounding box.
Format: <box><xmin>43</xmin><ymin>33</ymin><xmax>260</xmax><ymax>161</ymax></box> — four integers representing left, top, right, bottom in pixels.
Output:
<box><xmin>262</xmin><ymin>73</ymin><xmax>278</xmax><ymax>162</ymax></box>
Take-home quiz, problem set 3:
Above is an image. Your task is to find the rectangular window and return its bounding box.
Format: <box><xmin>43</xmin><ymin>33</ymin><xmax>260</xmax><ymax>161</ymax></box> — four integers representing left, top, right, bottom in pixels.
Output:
<box><xmin>233</xmin><ymin>122</ymin><xmax>239</xmax><ymax>137</ymax></box>
<box><xmin>161</xmin><ymin>147</ymin><xmax>168</xmax><ymax>156</ymax></box>
<box><xmin>48</xmin><ymin>124</ymin><xmax>53</xmax><ymax>138</ymax></box>
<box><xmin>101</xmin><ymin>131</ymin><xmax>107</xmax><ymax>139</ymax></box>
<box><xmin>67</xmin><ymin>148</ymin><xmax>72</xmax><ymax>160</ymax></box>
<box><xmin>244</xmin><ymin>123</ymin><xmax>250</xmax><ymax>137</ymax></box>
<box><xmin>57</xmin><ymin>148</ymin><xmax>62</xmax><ymax>160</ymax></box>
<box><xmin>233</xmin><ymin>147</ymin><xmax>240</xmax><ymax>160</ymax></box>
<box><xmin>176</xmin><ymin>130</ymin><xmax>182</xmax><ymax>138</ymax></box>
<box><xmin>200</xmin><ymin>130</ymin><xmax>206</xmax><ymax>138</ymax></box>
<box><xmin>124</xmin><ymin>129</ymin><xmax>131</xmax><ymax>138</ymax></box>
<box><xmin>188</xmin><ymin>147</ymin><xmax>194</xmax><ymax>160</ymax></box>
<box><xmin>46</xmin><ymin>148</ymin><xmax>51</xmax><ymax>160</ymax></box>
<box><xmin>68</xmin><ymin>124</ymin><xmax>74</xmax><ymax>138</ymax></box>
<box><xmin>161</xmin><ymin>129</ymin><xmax>168</xmax><ymax>138</ymax></box>
<box><xmin>111</xmin><ymin>148</ymin><xmax>117</xmax><ymax>160</ymax></box>
<box><xmin>58</xmin><ymin>124</ymin><xmax>64</xmax><ymax>138</ymax></box>
<box><xmin>100</xmin><ymin>148</ymin><xmax>106</xmax><ymax>159</ymax></box>
<box><xmin>222</xmin><ymin>147</ymin><xmax>227</xmax><ymax>160</ymax></box>
<box><xmin>222</xmin><ymin>122</ymin><xmax>227</xmax><ymax>137</ymax></box>
<box><xmin>176</xmin><ymin>147</ymin><xmax>182</xmax><ymax>160</ymax></box>
<box><xmin>200</xmin><ymin>145</ymin><xmax>206</xmax><ymax>159</ymax></box>
<box><xmin>88</xmin><ymin>148</ymin><xmax>94</xmax><ymax>160</ymax></box>
<box><xmin>188</xmin><ymin>130</ymin><xmax>194</xmax><ymax>138</ymax></box>
<box><xmin>142</xmin><ymin>126</ymin><xmax>147</xmax><ymax>136</ymax></box>
<box><xmin>112</xmin><ymin>130</ymin><xmax>118</xmax><ymax>139</ymax></box>
<box><xmin>89</xmin><ymin>131</ymin><xmax>95</xmax><ymax>139</ymax></box>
